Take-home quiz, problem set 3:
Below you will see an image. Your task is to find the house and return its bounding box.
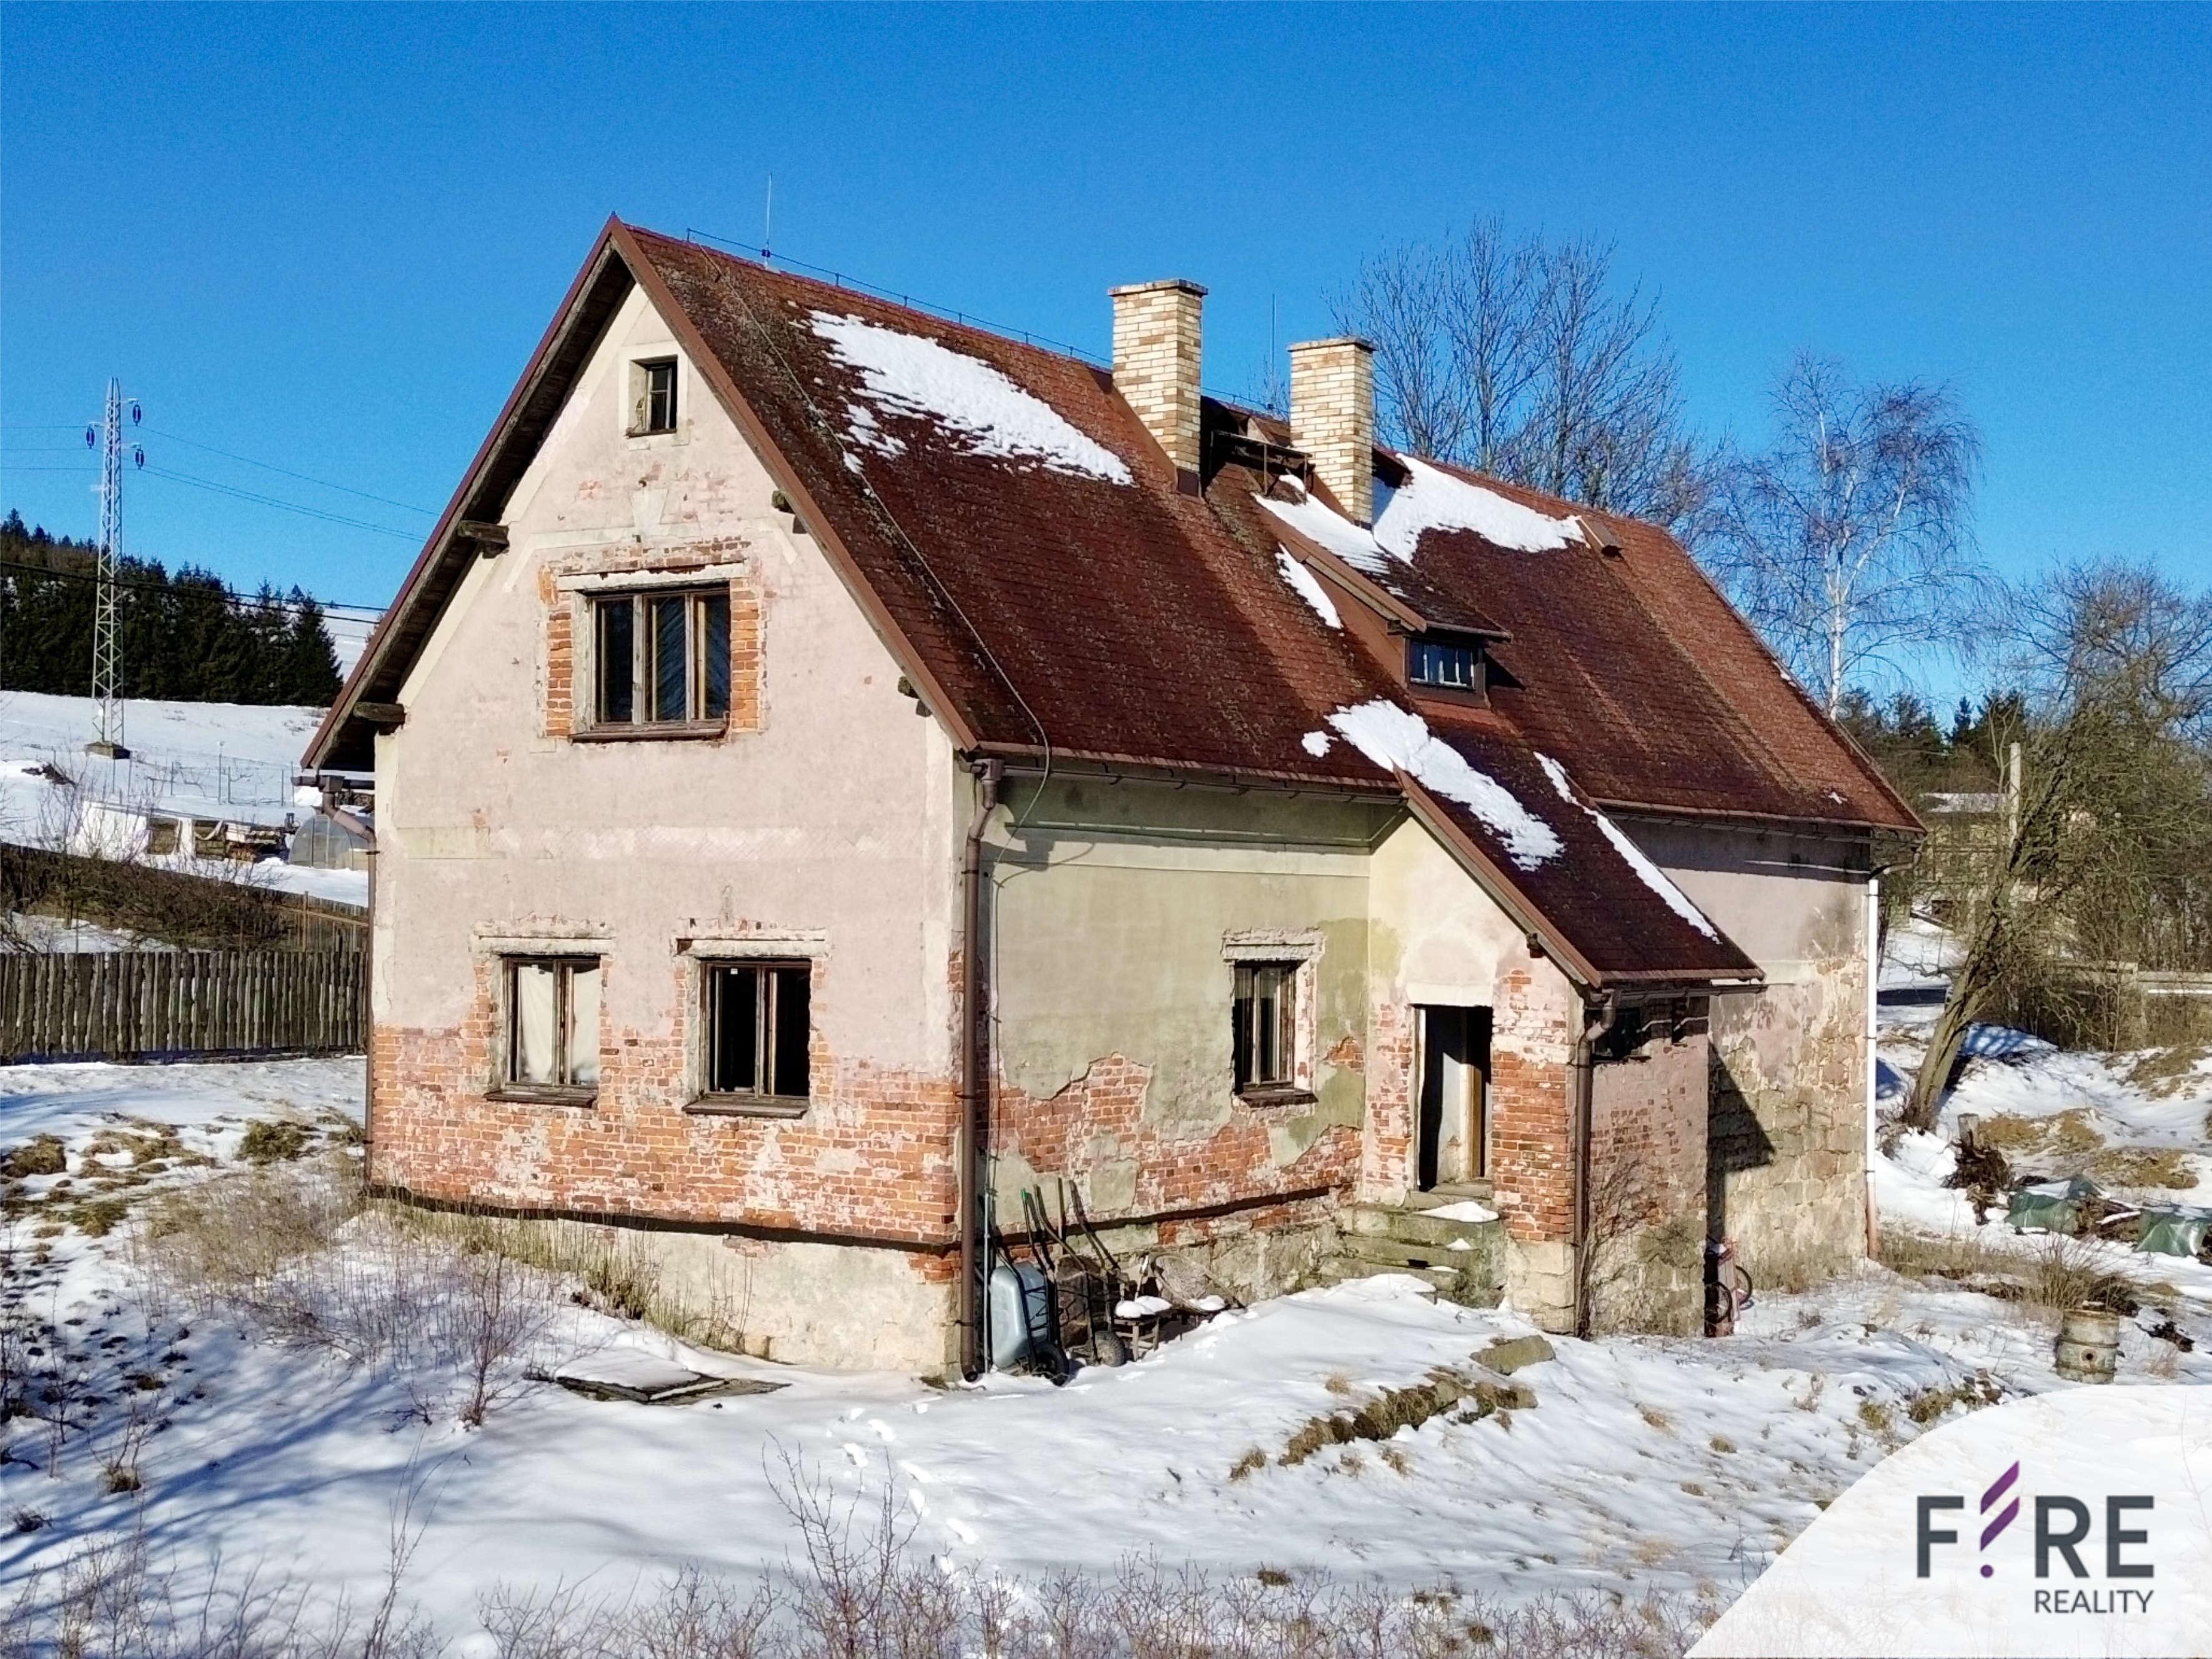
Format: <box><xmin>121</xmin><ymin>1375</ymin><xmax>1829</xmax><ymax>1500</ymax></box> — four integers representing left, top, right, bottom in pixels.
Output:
<box><xmin>307</xmin><ymin>220</ymin><xmax>1920</xmax><ymax>1375</ymax></box>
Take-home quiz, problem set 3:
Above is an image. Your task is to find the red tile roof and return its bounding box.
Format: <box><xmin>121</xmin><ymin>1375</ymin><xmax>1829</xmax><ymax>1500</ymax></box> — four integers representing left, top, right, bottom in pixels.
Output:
<box><xmin>313</xmin><ymin>220</ymin><xmax>1917</xmax><ymax>989</ymax></box>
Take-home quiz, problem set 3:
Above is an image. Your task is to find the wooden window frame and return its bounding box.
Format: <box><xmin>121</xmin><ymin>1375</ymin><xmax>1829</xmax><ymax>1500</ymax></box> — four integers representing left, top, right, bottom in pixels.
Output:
<box><xmin>491</xmin><ymin>954</ymin><xmax>601</xmax><ymax>1105</ymax></box>
<box><xmin>1407</xmin><ymin>636</ymin><xmax>1487</xmax><ymax>703</ymax></box>
<box><xmin>578</xmin><ymin>585</ymin><xmax>732</xmax><ymax>738</ymax></box>
<box><xmin>1232</xmin><ymin>960</ymin><xmax>1304</xmax><ymax>1103</ymax></box>
<box><xmin>630</xmin><ymin>357</ymin><xmax>679</xmax><ymax>436</ymax></box>
<box><xmin>690</xmin><ymin>958</ymin><xmax>813</xmax><ymax>1118</ymax></box>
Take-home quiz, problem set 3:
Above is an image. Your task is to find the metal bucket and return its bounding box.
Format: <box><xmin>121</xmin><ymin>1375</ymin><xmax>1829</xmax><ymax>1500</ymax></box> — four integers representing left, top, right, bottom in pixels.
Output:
<box><xmin>2055</xmin><ymin>1307</ymin><xmax>2121</xmax><ymax>1383</ymax></box>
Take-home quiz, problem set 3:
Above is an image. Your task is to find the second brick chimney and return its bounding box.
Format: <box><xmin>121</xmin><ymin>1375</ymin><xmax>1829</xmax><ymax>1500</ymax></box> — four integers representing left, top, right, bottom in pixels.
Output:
<box><xmin>1289</xmin><ymin>337</ymin><xmax>1376</xmax><ymax>525</ymax></box>
<box><xmin>1111</xmin><ymin>279</ymin><xmax>1206</xmax><ymax>478</ymax></box>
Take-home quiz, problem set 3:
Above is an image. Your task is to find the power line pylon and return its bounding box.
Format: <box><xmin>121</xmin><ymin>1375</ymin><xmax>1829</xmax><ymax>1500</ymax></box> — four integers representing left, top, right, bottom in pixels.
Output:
<box><xmin>86</xmin><ymin>378</ymin><xmax>142</xmax><ymax>760</ymax></box>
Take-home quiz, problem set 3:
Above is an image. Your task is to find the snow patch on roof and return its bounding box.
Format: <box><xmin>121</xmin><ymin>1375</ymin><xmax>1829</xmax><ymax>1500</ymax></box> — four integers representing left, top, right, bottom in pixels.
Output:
<box><xmin>808</xmin><ymin>311</ymin><xmax>1131</xmax><ymax>484</ymax></box>
<box><xmin>1276</xmin><ymin>550</ymin><xmax>1342</xmax><ymax>630</ymax></box>
<box><xmin>1534</xmin><ymin>753</ymin><xmax>1720</xmax><ymax>939</ymax></box>
<box><xmin>1377</xmin><ymin>455</ymin><xmax>1579</xmax><ymax>557</ymax></box>
<box><xmin>1257</xmin><ymin>455</ymin><xmax>1579</xmax><ymax>575</ymax></box>
<box><xmin>1256</xmin><ymin>490</ymin><xmax>1392</xmax><ymax>577</ymax></box>
<box><xmin>1326</xmin><ymin>700</ymin><xmax>1562</xmax><ymax>869</ymax></box>
<box><xmin>1301</xmin><ymin>730</ymin><xmax>1331</xmax><ymax>758</ymax></box>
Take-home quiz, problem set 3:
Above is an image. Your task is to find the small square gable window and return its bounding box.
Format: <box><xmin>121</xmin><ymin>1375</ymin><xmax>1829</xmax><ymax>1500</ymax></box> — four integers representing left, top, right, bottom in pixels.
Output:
<box><xmin>631</xmin><ymin>358</ymin><xmax>678</xmax><ymax>435</ymax></box>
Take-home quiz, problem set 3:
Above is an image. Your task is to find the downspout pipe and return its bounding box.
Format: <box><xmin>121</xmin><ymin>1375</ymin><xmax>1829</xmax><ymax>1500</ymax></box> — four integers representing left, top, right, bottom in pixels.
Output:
<box><xmin>1569</xmin><ymin>992</ymin><xmax>1615</xmax><ymax>1340</ymax></box>
<box><xmin>1864</xmin><ymin>874</ymin><xmax>1882</xmax><ymax>1258</ymax></box>
<box><xmin>957</xmin><ymin>758</ymin><xmax>1003</xmax><ymax>1380</ymax></box>
<box><xmin>329</xmin><ymin>805</ymin><xmax>379</xmax><ymax>1159</ymax></box>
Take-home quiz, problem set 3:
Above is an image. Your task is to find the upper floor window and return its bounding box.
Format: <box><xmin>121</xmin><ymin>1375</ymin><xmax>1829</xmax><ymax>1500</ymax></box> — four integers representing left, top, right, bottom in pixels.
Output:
<box><xmin>590</xmin><ymin>587</ymin><xmax>730</xmax><ymax>729</ymax></box>
<box><xmin>1232</xmin><ymin>961</ymin><xmax>1297</xmax><ymax>1096</ymax></box>
<box><xmin>632</xmin><ymin>358</ymin><xmax>678</xmax><ymax>435</ymax></box>
<box><xmin>704</xmin><ymin>961</ymin><xmax>811</xmax><ymax>1101</ymax></box>
<box><xmin>1409</xmin><ymin>637</ymin><xmax>1483</xmax><ymax>695</ymax></box>
<box><xmin>503</xmin><ymin>956</ymin><xmax>600</xmax><ymax>1096</ymax></box>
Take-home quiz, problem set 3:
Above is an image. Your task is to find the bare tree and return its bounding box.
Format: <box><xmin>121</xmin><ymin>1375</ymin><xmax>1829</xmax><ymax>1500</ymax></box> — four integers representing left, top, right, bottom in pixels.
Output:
<box><xmin>1902</xmin><ymin>559</ymin><xmax>2212</xmax><ymax>1129</ymax></box>
<box><xmin>1331</xmin><ymin>219</ymin><xmax>1715</xmax><ymax>534</ymax></box>
<box><xmin>1707</xmin><ymin>354</ymin><xmax>1985</xmax><ymax>715</ymax></box>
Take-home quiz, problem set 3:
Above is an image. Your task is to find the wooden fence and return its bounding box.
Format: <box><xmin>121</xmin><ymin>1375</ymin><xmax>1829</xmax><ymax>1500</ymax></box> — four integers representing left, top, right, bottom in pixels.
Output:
<box><xmin>0</xmin><ymin>948</ymin><xmax>364</xmax><ymax>1063</ymax></box>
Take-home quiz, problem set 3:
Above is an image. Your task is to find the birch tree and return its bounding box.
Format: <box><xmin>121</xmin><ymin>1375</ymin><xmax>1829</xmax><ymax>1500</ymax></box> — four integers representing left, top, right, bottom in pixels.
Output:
<box><xmin>1902</xmin><ymin>560</ymin><xmax>2212</xmax><ymax>1129</ymax></box>
<box><xmin>1707</xmin><ymin>355</ymin><xmax>1985</xmax><ymax>715</ymax></box>
<box><xmin>1331</xmin><ymin>220</ymin><xmax>1716</xmax><ymax>536</ymax></box>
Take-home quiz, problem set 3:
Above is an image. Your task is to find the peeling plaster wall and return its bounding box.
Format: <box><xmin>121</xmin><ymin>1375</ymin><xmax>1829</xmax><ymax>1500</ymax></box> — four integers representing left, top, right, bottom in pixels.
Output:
<box><xmin>1630</xmin><ymin>819</ymin><xmax>1874</xmax><ymax>1289</ymax></box>
<box><xmin>982</xmin><ymin>778</ymin><xmax>1387</xmax><ymax>1301</ymax></box>
<box><xmin>1367</xmin><ymin>815</ymin><xmax>1580</xmax><ymax>1329</ymax></box>
<box><xmin>370</xmin><ymin>284</ymin><xmax>967</xmax><ymax>1371</ymax></box>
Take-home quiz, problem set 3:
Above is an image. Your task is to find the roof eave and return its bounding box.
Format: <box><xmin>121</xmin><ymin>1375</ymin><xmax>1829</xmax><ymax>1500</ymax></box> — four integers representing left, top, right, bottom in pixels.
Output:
<box><xmin>307</xmin><ymin>218</ymin><xmax>638</xmax><ymax>770</ymax></box>
<box><xmin>1399</xmin><ymin>776</ymin><xmax>1762</xmax><ymax>994</ymax></box>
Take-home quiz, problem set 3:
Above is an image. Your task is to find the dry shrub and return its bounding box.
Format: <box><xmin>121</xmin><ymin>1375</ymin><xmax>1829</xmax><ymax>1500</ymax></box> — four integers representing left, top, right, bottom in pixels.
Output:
<box><xmin>135</xmin><ymin>1160</ymin><xmax>565</xmax><ymax>1422</ymax></box>
<box><xmin>2</xmin><ymin>1457</ymin><xmax>1714</xmax><ymax>1657</ymax></box>
<box><xmin>2021</xmin><ymin>1236</ymin><xmax>2166</xmax><ymax>1320</ymax></box>
<box><xmin>1878</xmin><ymin>1228</ymin><xmax>2168</xmax><ymax>1323</ymax></box>
<box><xmin>373</xmin><ymin>1204</ymin><xmax>740</xmax><ymax>1347</ymax></box>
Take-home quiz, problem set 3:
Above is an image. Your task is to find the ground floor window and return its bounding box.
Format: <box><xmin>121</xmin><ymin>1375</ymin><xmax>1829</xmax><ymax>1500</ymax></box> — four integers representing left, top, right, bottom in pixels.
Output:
<box><xmin>504</xmin><ymin>956</ymin><xmax>600</xmax><ymax>1092</ymax></box>
<box><xmin>705</xmin><ymin>961</ymin><xmax>811</xmax><ymax>1100</ymax></box>
<box><xmin>1232</xmin><ymin>961</ymin><xmax>1298</xmax><ymax>1095</ymax></box>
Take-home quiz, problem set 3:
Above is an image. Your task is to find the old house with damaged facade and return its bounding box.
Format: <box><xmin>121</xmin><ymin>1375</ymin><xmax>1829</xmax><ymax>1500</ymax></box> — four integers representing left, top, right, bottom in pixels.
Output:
<box><xmin>307</xmin><ymin>219</ymin><xmax>1920</xmax><ymax>1375</ymax></box>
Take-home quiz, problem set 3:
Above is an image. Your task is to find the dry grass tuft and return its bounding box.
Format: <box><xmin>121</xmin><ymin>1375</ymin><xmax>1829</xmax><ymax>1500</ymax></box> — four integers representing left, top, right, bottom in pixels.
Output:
<box><xmin>2087</xmin><ymin>1147</ymin><xmax>2198</xmax><ymax>1191</ymax></box>
<box><xmin>2126</xmin><ymin>1042</ymin><xmax>2211</xmax><ymax>1098</ymax></box>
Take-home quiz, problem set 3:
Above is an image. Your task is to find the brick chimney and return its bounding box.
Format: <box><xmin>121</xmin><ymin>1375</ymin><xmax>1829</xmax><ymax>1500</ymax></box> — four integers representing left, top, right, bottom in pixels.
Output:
<box><xmin>1111</xmin><ymin>279</ymin><xmax>1206</xmax><ymax>479</ymax></box>
<box><xmin>1289</xmin><ymin>337</ymin><xmax>1375</xmax><ymax>525</ymax></box>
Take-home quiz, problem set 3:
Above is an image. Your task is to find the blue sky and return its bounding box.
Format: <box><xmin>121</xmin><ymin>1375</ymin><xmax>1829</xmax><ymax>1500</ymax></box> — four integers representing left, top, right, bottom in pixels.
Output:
<box><xmin>4</xmin><ymin>3</ymin><xmax>2206</xmax><ymax>675</ymax></box>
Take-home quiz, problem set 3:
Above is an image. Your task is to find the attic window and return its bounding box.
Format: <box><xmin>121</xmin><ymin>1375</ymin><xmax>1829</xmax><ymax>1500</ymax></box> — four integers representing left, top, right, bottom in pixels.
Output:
<box><xmin>632</xmin><ymin>359</ymin><xmax>678</xmax><ymax>435</ymax></box>
<box><xmin>1409</xmin><ymin>638</ymin><xmax>1484</xmax><ymax>695</ymax></box>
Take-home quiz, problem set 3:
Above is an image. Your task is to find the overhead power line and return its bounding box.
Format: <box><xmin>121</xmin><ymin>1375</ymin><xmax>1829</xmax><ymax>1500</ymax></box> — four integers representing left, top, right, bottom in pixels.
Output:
<box><xmin>141</xmin><ymin>428</ymin><xmax>437</xmax><ymax>516</ymax></box>
<box><xmin>140</xmin><ymin>465</ymin><xmax>422</xmax><ymax>539</ymax></box>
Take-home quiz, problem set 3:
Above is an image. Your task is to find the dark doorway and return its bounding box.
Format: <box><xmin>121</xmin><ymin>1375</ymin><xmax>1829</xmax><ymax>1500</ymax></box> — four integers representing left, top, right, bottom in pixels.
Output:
<box><xmin>1416</xmin><ymin>1005</ymin><xmax>1492</xmax><ymax>1191</ymax></box>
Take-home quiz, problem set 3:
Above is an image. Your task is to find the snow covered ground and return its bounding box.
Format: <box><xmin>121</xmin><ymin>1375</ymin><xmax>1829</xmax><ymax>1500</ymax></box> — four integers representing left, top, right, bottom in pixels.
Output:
<box><xmin>0</xmin><ymin>690</ymin><xmax>367</xmax><ymax>909</ymax></box>
<box><xmin>0</xmin><ymin>1046</ymin><xmax>2206</xmax><ymax>1647</ymax></box>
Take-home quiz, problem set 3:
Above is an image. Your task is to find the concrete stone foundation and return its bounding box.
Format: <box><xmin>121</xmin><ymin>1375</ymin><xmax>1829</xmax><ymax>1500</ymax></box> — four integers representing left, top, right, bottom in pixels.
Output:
<box><xmin>395</xmin><ymin>1208</ymin><xmax>961</xmax><ymax>1374</ymax></box>
<box><xmin>1708</xmin><ymin>956</ymin><xmax>1870</xmax><ymax>1291</ymax></box>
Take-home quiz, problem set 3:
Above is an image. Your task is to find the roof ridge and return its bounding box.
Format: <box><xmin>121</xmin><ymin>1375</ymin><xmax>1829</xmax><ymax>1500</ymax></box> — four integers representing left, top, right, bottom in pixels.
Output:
<box><xmin>624</xmin><ymin>222</ymin><xmax>1115</xmax><ymax>381</ymax></box>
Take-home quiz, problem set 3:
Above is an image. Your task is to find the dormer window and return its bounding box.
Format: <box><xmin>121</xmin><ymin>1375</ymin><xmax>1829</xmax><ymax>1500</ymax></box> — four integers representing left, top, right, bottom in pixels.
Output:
<box><xmin>631</xmin><ymin>358</ymin><xmax>678</xmax><ymax>435</ymax></box>
<box><xmin>1409</xmin><ymin>637</ymin><xmax>1484</xmax><ymax>696</ymax></box>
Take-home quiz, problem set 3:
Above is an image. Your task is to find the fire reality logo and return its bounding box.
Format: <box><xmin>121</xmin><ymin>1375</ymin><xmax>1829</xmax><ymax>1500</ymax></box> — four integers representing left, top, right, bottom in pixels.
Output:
<box><xmin>1917</xmin><ymin>1461</ymin><xmax>2156</xmax><ymax>1616</ymax></box>
<box><xmin>1688</xmin><ymin>1388</ymin><xmax>2211</xmax><ymax>1658</ymax></box>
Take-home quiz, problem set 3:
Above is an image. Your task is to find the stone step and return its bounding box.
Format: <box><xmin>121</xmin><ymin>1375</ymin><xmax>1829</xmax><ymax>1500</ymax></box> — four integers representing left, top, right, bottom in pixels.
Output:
<box><xmin>1342</xmin><ymin>1233</ymin><xmax>1481</xmax><ymax>1274</ymax></box>
<box><xmin>1346</xmin><ymin>1201</ymin><xmax>1503</xmax><ymax>1253</ymax></box>
<box><xmin>1400</xmin><ymin>1181</ymin><xmax>1494</xmax><ymax>1211</ymax></box>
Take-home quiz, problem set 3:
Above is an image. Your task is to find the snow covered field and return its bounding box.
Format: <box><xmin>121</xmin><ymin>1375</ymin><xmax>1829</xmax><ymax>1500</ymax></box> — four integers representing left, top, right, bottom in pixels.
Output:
<box><xmin>0</xmin><ymin>1024</ymin><xmax>2207</xmax><ymax>1647</ymax></box>
<box><xmin>0</xmin><ymin>690</ymin><xmax>367</xmax><ymax>909</ymax></box>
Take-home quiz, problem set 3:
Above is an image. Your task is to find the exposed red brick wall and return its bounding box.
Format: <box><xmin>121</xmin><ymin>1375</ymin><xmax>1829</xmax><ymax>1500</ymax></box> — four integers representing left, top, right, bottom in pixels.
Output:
<box><xmin>371</xmin><ymin>964</ymin><xmax>1354</xmax><ymax>1265</ymax></box>
<box><xmin>991</xmin><ymin>1054</ymin><xmax>1358</xmax><ymax>1227</ymax></box>
<box><xmin>538</xmin><ymin>543</ymin><xmax>762</xmax><ymax>742</ymax></box>
<box><xmin>369</xmin><ymin>953</ymin><xmax>960</xmax><ymax>1255</ymax></box>
<box><xmin>1359</xmin><ymin>998</ymin><xmax>1414</xmax><ymax>1197</ymax></box>
<box><xmin>1366</xmin><ymin>966</ymin><xmax>1574</xmax><ymax>1245</ymax></box>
